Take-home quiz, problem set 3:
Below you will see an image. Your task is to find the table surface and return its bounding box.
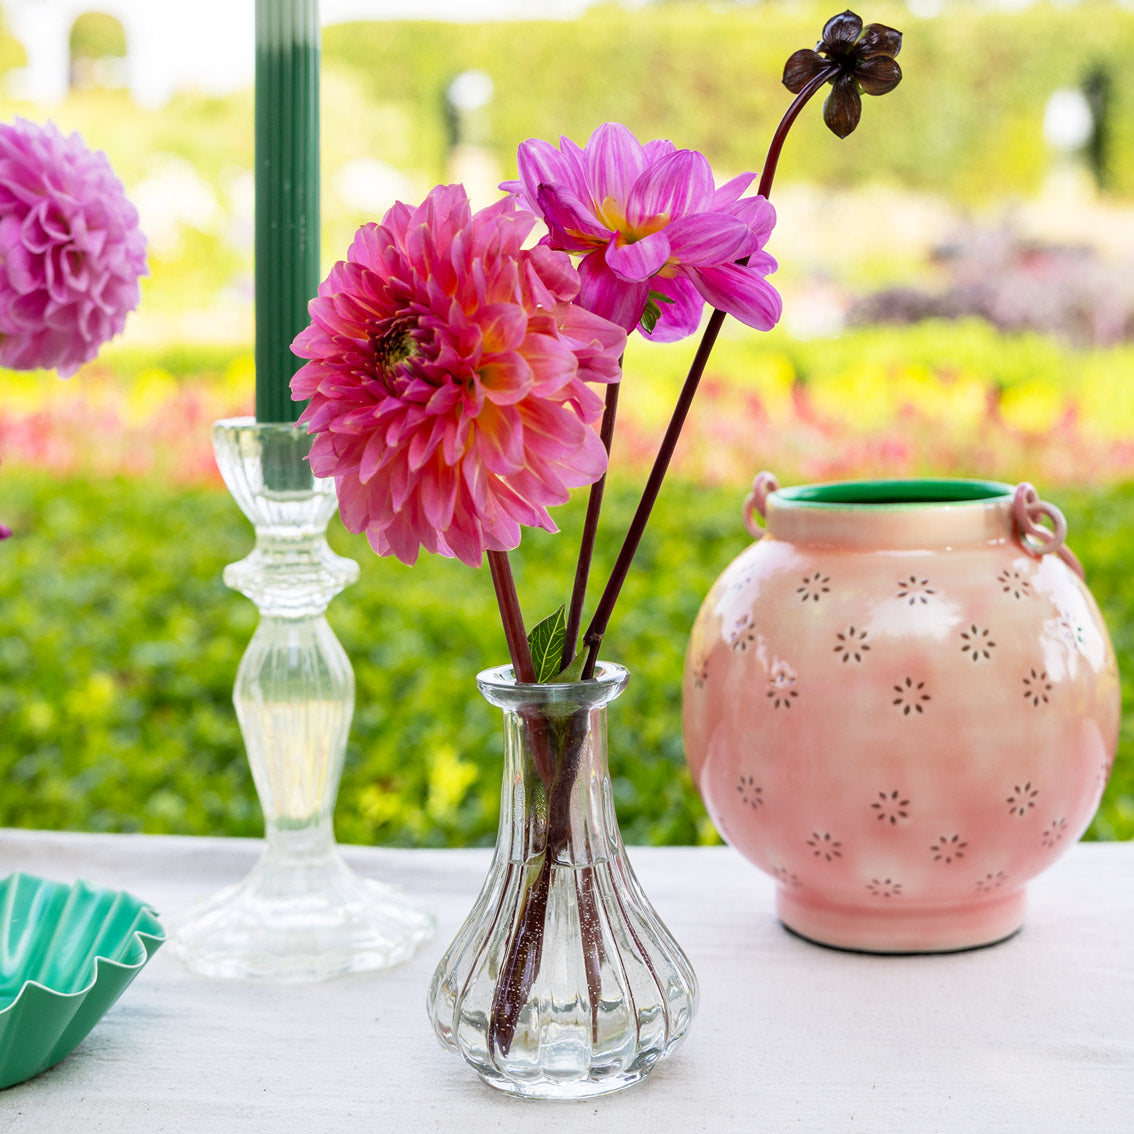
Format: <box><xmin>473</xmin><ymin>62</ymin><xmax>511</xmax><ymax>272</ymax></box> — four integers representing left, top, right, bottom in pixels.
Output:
<box><xmin>0</xmin><ymin>830</ymin><xmax>1131</xmax><ymax>1133</ymax></box>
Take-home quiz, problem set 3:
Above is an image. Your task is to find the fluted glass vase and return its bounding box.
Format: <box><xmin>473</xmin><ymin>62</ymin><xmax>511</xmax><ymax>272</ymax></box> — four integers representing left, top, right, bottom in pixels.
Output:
<box><xmin>427</xmin><ymin>662</ymin><xmax>697</xmax><ymax>1099</ymax></box>
<box><xmin>173</xmin><ymin>417</ymin><xmax>434</xmax><ymax>981</ymax></box>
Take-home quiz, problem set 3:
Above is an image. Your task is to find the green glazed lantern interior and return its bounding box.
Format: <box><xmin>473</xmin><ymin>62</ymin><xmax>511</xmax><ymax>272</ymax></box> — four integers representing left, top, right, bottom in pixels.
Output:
<box><xmin>773</xmin><ymin>478</ymin><xmax>1014</xmax><ymax>508</ymax></box>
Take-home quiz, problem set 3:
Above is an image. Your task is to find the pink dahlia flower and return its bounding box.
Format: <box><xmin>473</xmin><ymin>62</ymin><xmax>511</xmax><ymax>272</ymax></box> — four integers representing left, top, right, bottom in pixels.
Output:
<box><xmin>504</xmin><ymin>122</ymin><xmax>782</xmax><ymax>342</ymax></box>
<box><xmin>0</xmin><ymin>119</ymin><xmax>147</xmax><ymax>376</ymax></box>
<box><xmin>291</xmin><ymin>184</ymin><xmax>626</xmax><ymax>568</ymax></box>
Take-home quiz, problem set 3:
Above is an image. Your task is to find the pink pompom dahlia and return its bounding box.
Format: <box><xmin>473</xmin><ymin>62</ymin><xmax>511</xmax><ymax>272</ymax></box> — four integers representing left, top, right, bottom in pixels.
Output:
<box><xmin>505</xmin><ymin>122</ymin><xmax>781</xmax><ymax>342</ymax></box>
<box><xmin>291</xmin><ymin>184</ymin><xmax>626</xmax><ymax>568</ymax></box>
<box><xmin>0</xmin><ymin>119</ymin><xmax>147</xmax><ymax>376</ymax></box>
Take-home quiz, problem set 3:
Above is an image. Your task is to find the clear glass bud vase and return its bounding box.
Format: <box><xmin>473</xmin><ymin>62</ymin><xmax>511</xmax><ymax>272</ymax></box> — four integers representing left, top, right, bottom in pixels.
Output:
<box><xmin>427</xmin><ymin>663</ymin><xmax>698</xmax><ymax>1099</ymax></box>
<box><xmin>173</xmin><ymin>417</ymin><xmax>434</xmax><ymax>981</ymax></box>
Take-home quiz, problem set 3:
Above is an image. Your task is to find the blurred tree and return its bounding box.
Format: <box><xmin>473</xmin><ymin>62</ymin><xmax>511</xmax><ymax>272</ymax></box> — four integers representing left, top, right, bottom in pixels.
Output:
<box><xmin>0</xmin><ymin>5</ymin><xmax>28</xmax><ymax>81</ymax></box>
<box><xmin>68</xmin><ymin>10</ymin><xmax>127</xmax><ymax>91</ymax></box>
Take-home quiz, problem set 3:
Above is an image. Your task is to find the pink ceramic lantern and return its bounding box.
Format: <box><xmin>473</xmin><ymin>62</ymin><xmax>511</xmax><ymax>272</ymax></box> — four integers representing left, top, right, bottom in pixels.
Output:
<box><xmin>683</xmin><ymin>476</ymin><xmax>1120</xmax><ymax>953</ymax></box>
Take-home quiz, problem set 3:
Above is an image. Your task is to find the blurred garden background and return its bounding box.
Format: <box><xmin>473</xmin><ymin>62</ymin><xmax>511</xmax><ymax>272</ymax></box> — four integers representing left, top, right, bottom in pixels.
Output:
<box><xmin>1</xmin><ymin>0</ymin><xmax>1132</xmax><ymax>845</ymax></box>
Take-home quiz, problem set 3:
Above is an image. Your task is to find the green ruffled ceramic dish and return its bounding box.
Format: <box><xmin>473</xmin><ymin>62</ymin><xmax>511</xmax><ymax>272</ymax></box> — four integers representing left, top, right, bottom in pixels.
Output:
<box><xmin>0</xmin><ymin>872</ymin><xmax>165</xmax><ymax>1090</ymax></box>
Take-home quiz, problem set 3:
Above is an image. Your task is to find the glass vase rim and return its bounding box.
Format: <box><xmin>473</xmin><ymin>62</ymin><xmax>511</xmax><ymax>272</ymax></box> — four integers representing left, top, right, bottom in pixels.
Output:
<box><xmin>213</xmin><ymin>415</ymin><xmax>312</xmax><ymax>437</ymax></box>
<box><xmin>771</xmin><ymin>477</ymin><xmax>1014</xmax><ymax>511</ymax></box>
<box><xmin>476</xmin><ymin>661</ymin><xmax>629</xmax><ymax>700</ymax></box>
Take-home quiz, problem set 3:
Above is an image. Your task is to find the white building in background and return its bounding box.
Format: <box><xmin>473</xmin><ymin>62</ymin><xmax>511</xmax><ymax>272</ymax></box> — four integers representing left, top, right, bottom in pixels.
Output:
<box><xmin>2</xmin><ymin>0</ymin><xmax>600</xmax><ymax>107</ymax></box>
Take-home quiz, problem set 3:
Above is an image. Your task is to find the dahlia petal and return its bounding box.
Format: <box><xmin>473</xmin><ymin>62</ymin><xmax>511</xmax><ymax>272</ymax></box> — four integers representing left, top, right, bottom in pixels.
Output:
<box><xmin>604</xmin><ymin>229</ymin><xmax>671</xmax><ymax>282</ymax></box>
<box><xmin>576</xmin><ymin>253</ymin><xmax>651</xmax><ymax>332</ymax></box>
<box><xmin>522</xmin><ymin>243</ymin><xmax>579</xmax><ymax>305</ymax></box>
<box><xmin>626</xmin><ymin>149</ymin><xmax>716</xmax><ymax>228</ymax></box>
<box><xmin>479</xmin><ymin>352</ymin><xmax>535</xmax><ymax>404</ymax></box>
<box><xmin>472</xmin><ymin>401</ymin><xmax>526</xmax><ymax>474</ymax></box>
<box><xmin>583</xmin><ymin>122</ymin><xmax>649</xmax><ymax>213</ymax></box>
<box><xmin>535</xmin><ymin>184</ymin><xmax>609</xmax><ymax>251</ymax></box>
<box><xmin>358</xmin><ymin>429</ymin><xmax>389</xmax><ymax>484</ymax></box>
<box><xmin>516</xmin><ymin>332</ymin><xmax>577</xmax><ymax>396</ymax></box>
<box><xmin>688</xmin><ymin>262</ymin><xmax>783</xmax><ymax>332</ymax></box>
<box><xmin>664</xmin><ymin>213</ymin><xmax>751</xmax><ymax>266</ymax></box>
<box><xmin>516</xmin><ymin>137</ymin><xmax>582</xmax><ymax>212</ymax></box>
<box><xmin>419</xmin><ymin>458</ymin><xmax>459</xmax><ymax>531</ymax></box>
<box><xmin>710</xmin><ymin>171</ymin><xmax>756</xmax><ymax>208</ymax></box>
<box><xmin>554</xmin><ymin>302</ymin><xmax>628</xmax><ymax>368</ymax></box>
<box><xmin>642</xmin><ymin>275</ymin><xmax>705</xmax><ymax>343</ymax></box>
<box><xmin>476</xmin><ymin>302</ymin><xmax>528</xmax><ymax>353</ymax></box>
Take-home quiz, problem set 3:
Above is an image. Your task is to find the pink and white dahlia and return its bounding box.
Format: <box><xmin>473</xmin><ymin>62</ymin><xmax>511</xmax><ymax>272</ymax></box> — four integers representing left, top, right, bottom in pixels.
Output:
<box><xmin>505</xmin><ymin>122</ymin><xmax>781</xmax><ymax>342</ymax></box>
<box><xmin>0</xmin><ymin>119</ymin><xmax>147</xmax><ymax>376</ymax></box>
<box><xmin>291</xmin><ymin>184</ymin><xmax>626</xmax><ymax>568</ymax></box>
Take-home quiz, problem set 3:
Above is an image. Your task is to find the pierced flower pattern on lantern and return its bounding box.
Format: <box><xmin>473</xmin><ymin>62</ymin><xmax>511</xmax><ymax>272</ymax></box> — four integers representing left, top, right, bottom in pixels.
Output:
<box><xmin>896</xmin><ymin>576</ymin><xmax>934</xmax><ymax>605</ymax></box>
<box><xmin>771</xmin><ymin>865</ymin><xmax>802</xmax><ymax>888</ymax></box>
<box><xmin>1007</xmin><ymin>781</ymin><xmax>1039</xmax><ymax>817</ymax></box>
<box><xmin>960</xmin><ymin>625</ymin><xmax>996</xmax><ymax>663</ymax></box>
<box><xmin>834</xmin><ymin>626</ymin><xmax>870</xmax><ymax>663</ymax></box>
<box><xmin>807</xmin><ymin>832</ymin><xmax>842</xmax><ymax>861</ymax></box>
<box><xmin>871</xmin><ymin>789</ymin><xmax>910</xmax><ymax>825</ymax></box>
<box><xmin>1055</xmin><ymin>617</ymin><xmax>1085</xmax><ymax>649</ymax></box>
<box><xmin>729</xmin><ymin>612</ymin><xmax>757</xmax><ymax>652</ymax></box>
<box><xmin>691</xmin><ymin>656</ymin><xmax>710</xmax><ymax>689</ymax></box>
<box><xmin>1042</xmin><ymin>817</ymin><xmax>1068</xmax><ymax>848</ymax></box>
<box><xmin>866</xmin><ymin>878</ymin><xmax>902</xmax><ymax>899</ymax></box>
<box><xmin>727</xmin><ymin>570</ymin><xmax>754</xmax><ymax>594</ymax></box>
<box><xmin>975</xmin><ymin>871</ymin><xmax>1008</xmax><ymax>893</ymax></box>
<box><xmin>892</xmin><ymin>676</ymin><xmax>930</xmax><ymax>716</ymax></box>
<box><xmin>1100</xmin><ymin>751</ymin><xmax>1116</xmax><ymax>788</ymax></box>
<box><xmin>1022</xmin><ymin>669</ymin><xmax>1053</xmax><ymax>707</ymax></box>
<box><xmin>930</xmin><ymin>835</ymin><xmax>968</xmax><ymax>864</ymax></box>
<box><xmin>767</xmin><ymin>664</ymin><xmax>799</xmax><ymax>709</ymax></box>
<box><xmin>998</xmin><ymin>568</ymin><xmax>1032</xmax><ymax>600</ymax></box>
<box><xmin>796</xmin><ymin>572</ymin><xmax>831</xmax><ymax>603</ymax></box>
<box><xmin>737</xmin><ymin>775</ymin><xmax>764</xmax><ymax>810</ymax></box>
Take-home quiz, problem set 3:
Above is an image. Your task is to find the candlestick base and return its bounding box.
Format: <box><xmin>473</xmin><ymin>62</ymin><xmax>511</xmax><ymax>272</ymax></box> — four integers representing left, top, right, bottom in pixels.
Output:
<box><xmin>172</xmin><ymin>418</ymin><xmax>434</xmax><ymax>982</ymax></box>
<box><xmin>174</xmin><ymin>833</ymin><xmax>434</xmax><ymax>982</ymax></box>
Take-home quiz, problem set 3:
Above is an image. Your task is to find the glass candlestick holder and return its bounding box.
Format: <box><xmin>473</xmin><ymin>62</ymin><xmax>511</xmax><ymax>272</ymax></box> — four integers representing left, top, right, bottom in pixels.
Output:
<box><xmin>173</xmin><ymin>417</ymin><xmax>434</xmax><ymax>981</ymax></box>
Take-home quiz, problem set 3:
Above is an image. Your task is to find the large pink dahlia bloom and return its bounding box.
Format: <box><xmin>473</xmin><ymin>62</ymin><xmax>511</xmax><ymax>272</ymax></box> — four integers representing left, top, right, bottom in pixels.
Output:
<box><xmin>505</xmin><ymin>122</ymin><xmax>781</xmax><ymax>343</ymax></box>
<box><xmin>0</xmin><ymin>119</ymin><xmax>147</xmax><ymax>376</ymax></box>
<box><xmin>291</xmin><ymin>184</ymin><xmax>626</xmax><ymax>568</ymax></box>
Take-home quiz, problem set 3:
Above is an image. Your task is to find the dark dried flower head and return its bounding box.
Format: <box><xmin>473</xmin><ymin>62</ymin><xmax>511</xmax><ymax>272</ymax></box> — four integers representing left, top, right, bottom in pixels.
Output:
<box><xmin>783</xmin><ymin>10</ymin><xmax>902</xmax><ymax>139</ymax></box>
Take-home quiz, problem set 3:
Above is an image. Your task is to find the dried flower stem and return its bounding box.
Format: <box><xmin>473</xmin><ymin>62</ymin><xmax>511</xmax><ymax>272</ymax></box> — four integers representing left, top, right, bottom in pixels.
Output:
<box><xmin>579</xmin><ymin>66</ymin><xmax>837</xmax><ymax>679</ymax></box>
<box><xmin>487</xmin><ymin>549</ymin><xmax>536</xmax><ymax>683</ymax></box>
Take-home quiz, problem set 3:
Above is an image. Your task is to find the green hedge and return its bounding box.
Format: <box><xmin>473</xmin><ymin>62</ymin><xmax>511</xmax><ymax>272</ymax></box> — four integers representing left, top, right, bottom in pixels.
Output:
<box><xmin>324</xmin><ymin>0</ymin><xmax>1134</xmax><ymax>200</ymax></box>
<box><xmin>1</xmin><ymin>470</ymin><xmax>1131</xmax><ymax>844</ymax></box>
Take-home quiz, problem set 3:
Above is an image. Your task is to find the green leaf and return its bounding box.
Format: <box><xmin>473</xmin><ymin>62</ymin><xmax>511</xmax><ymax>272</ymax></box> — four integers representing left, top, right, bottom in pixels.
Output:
<box><xmin>553</xmin><ymin>650</ymin><xmax>587</xmax><ymax>683</ymax></box>
<box><xmin>640</xmin><ymin>289</ymin><xmax>675</xmax><ymax>335</ymax></box>
<box><xmin>527</xmin><ymin>605</ymin><xmax>568</xmax><ymax>682</ymax></box>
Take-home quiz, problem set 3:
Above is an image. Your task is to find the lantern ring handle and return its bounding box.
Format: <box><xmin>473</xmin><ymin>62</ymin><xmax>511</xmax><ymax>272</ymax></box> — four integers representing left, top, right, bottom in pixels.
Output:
<box><xmin>743</xmin><ymin>472</ymin><xmax>779</xmax><ymax>541</ymax></box>
<box><xmin>1012</xmin><ymin>482</ymin><xmax>1084</xmax><ymax>579</ymax></box>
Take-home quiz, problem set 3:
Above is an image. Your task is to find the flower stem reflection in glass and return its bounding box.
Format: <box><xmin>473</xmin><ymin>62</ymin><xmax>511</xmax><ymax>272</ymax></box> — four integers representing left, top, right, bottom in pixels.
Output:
<box><xmin>173</xmin><ymin>418</ymin><xmax>434</xmax><ymax>981</ymax></box>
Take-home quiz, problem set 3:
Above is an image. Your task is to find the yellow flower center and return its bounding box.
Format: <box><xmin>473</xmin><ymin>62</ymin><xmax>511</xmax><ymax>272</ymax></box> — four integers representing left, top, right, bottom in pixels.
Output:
<box><xmin>595</xmin><ymin>195</ymin><xmax>669</xmax><ymax>243</ymax></box>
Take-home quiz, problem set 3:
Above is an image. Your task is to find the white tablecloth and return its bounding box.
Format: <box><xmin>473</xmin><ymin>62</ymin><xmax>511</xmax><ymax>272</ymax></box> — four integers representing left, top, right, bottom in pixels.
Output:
<box><xmin>0</xmin><ymin>830</ymin><xmax>1131</xmax><ymax>1133</ymax></box>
